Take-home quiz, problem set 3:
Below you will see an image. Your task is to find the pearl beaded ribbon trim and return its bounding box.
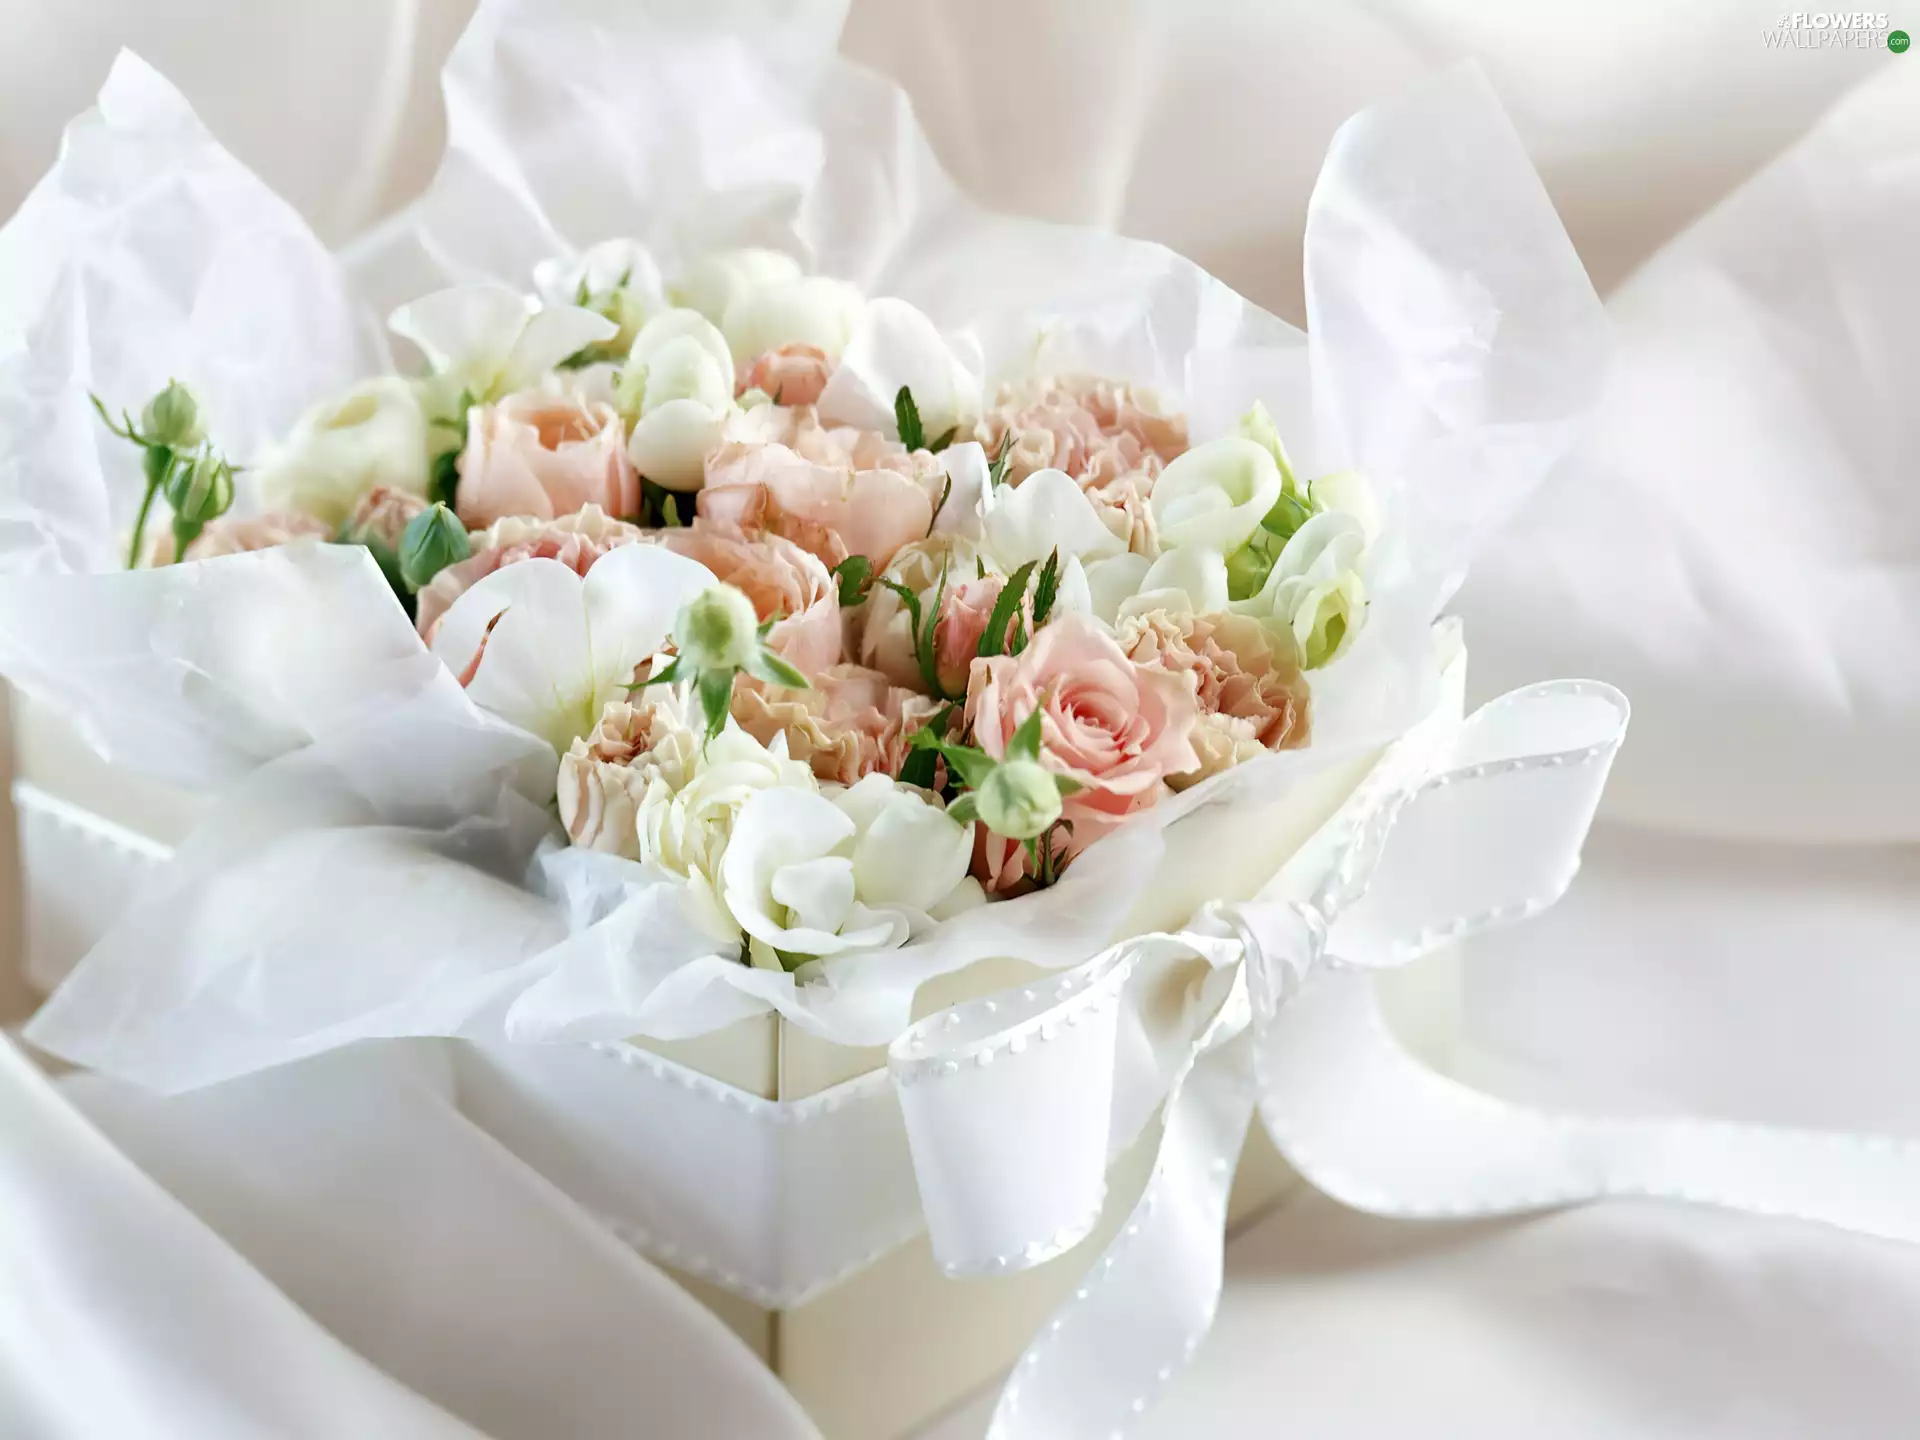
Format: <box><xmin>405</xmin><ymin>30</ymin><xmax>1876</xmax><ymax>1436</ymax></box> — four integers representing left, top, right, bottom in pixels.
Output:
<box><xmin>887</xmin><ymin>679</ymin><xmax>1920</xmax><ymax>1439</ymax></box>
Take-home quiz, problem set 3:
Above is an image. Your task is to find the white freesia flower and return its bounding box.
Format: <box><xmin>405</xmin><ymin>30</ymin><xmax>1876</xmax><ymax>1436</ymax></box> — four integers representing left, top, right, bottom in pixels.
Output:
<box><xmin>389</xmin><ymin>284</ymin><xmax>617</xmax><ymax>408</ymax></box>
<box><xmin>976</xmin><ymin>466</ymin><xmax>1148</xmax><ymax>624</ymax></box>
<box><xmin>619</xmin><ymin>308</ymin><xmax>736</xmax><ymax>491</ymax></box>
<box><xmin>251</xmin><ymin>376</ymin><xmax>430</xmax><ymax>528</ymax></box>
<box><xmin>534</xmin><ymin>239</ymin><xmax>667</xmax><ymax>355</ymax></box>
<box><xmin>815</xmin><ymin>297</ymin><xmax>983</xmax><ymax>440</ymax></box>
<box><xmin>638</xmin><ymin>720</ymin><xmax>818</xmax><ymax>944</ymax></box>
<box><xmin>722</xmin><ymin>275</ymin><xmax>865</xmax><ymax>364</ymax></box>
<box><xmin>1149</xmin><ymin>436</ymin><xmax>1286</xmax><ymax>555</ymax></box>
<box><xmin>674</xmin><ymin>248</ymin><xmax>804</xmax><ymax>329</ymax></box>
<box><xmin>429</xmin><ymin>544</ymin><xmax>717</xmax><ymax>753</ymax></box>
<box><xmin>721</xmin><ymin>777</ymin><xmax>979</xmax><ymax>970</ymax></box>
<box><xmin>1234</xmin><ymin>509</ymin><xmax>1369</xmax><ymax>668</ymax></box>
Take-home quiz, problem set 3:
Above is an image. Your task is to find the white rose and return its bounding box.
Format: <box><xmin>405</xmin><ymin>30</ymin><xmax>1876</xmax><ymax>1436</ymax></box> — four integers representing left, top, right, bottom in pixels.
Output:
<box><xmin>620</xmin><ymin>309</ymin><xmax>737</xmax><ymax>491</ymax></box>
<box><xmin>535</xmin><ymin>239</ymin><xmax>666</xmax><ymax>356</ymax></box>
<box><xmin>722</xmin><ymin>276</ymin><xmax>865</xmax><ymax>364</ymax></box>
<box><xmin>1148</xmin><ymin>436</ymin><xmax>1285</xmax><ymax>555</ymax></box>
<box><xmin>636</xmin><ymin>721</ymin><xmax>817</xmax><ymax>942</ymax></box>
<box><xmin>1233</xmin><ymin>510</ymin><xmax>1368</xmax><ymax>668</ymax></box>
<box><xmin>252</xmin><ymin>376</ymin><xmax>430</xmax><ymax>528</ymax></box>
<box><xmin>721</xmin><ymin>777</ymin><xmax>979</xmax><ymax>970</ymax></box>
<box><xmin>674</xmin><ymin>248</ymin><xmax>804</xmax><ymax>329</ymax></box>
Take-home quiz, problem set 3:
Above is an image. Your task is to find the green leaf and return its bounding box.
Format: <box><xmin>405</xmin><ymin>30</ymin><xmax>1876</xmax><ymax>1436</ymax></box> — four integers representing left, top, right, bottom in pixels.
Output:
<box><xmin>879</xmin><ymin>578</ymin><xmax>923</xmax><ymax>636</ymax></box>
<box><xmin>696</xmin><ymin>666</ymin><xmax>735</xmax><ymax>741</ymax></box>
<box><xmin>1008</xmin><ymin>611</ymin><xmax>1029</xmax><ymax>656</ymax></box>
<box><xmin>746</xmin><ymin>647</ymin><xmax>810</xmax><ymax>690</ymax></box>
<box><xmin>629</xmin><ymin>654</ymin><xmax>683</xmax><ymax>691</ymax></box>
<box><xmin>928</xmin><ymin>425</ymin><xmax>959</xmax><ymax>454</ymax></box>
<box><xmin>88</xmin><ymin>392</ymin><xmax>137</xmax><ymax>442</ymax></box>
<box><xmin>946</xmin><ymin>793</ymin><xmax>979</xmax><ymax>825</ymax></box>
<box><xmin>897</xmin><ymin>705</ymin><xmax>953</xmax><ymax>789</ymax></box>
<box><xmin>914</xmin><ymin>562</ymin><xmax>952</xmax><ymax>698</ymax></box>
<box><xmin>986</xmin><ymin>431</ymin><xmax>1016</xmax><ymax>488</ymax></box>
<box><xmin>574</xmin><ymin>276</ymin><xmax>593</xmax><ymax>306</ymax></box>
<box><xmin>1006</xmin><ymin>706</ymin><xmax>1045</xmax><ymax>765</ymax></box>
<box><xmin>832</xmin><ymin>555</ymin><xmax>874</xmax><ymax>607</ymax></box>
<box><xmin>1030</xmin><ymin>548</ymin><xmax>1061</xmax><ymax>628</ymax></box>
<box><xmin>894</xmin><ymin>386</ymin><xmax>926</xmax><ymax>451</ymax></box>
<box><xmin>555</xmin><ymin>345</ymin><xmax>599</xmax><ymax>371</ymax></box>
<box><xmin>975</xmin><ymin>559</ymin><xmax>1037</xmax><ymax>660</ymax></box>
<box><xmin>925</xmin><ymin>472</ymin><xmax>953</xmax><ymax>539</ymax></box>
<box><xmin>662</xmin><ymin>493</ymin><xmax>682</xmax><ymax>527</ymax></box>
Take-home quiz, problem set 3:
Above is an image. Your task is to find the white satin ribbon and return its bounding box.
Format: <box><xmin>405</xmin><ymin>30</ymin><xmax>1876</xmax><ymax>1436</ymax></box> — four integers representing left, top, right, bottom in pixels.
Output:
<box><xmin>887</xmin><ymin>679</ymin><xmax>1920</xmax><ymax>1439</ymax></box>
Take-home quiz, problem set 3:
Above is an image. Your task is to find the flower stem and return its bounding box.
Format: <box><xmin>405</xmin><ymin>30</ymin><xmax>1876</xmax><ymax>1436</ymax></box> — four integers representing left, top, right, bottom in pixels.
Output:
<box><xmin>126</xmin><ymin>468</ymin><xmax>163</xmax><ymax>569</ymax></box>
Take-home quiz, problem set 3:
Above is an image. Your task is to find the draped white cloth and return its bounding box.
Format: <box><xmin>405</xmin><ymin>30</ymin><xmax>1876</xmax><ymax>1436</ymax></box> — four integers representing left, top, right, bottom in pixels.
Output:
<box><xmin>4</xmin><ymin>3</ymin><xmax>1918</xmax><ymax>1438</ymax></box>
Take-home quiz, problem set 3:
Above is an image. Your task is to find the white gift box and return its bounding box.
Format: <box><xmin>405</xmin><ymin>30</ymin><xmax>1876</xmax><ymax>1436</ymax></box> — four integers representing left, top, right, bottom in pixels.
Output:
<box><xmin>3</xmin><ymin>673</ymin><xmax>1461</xmax><ymax>1439</ymax></box>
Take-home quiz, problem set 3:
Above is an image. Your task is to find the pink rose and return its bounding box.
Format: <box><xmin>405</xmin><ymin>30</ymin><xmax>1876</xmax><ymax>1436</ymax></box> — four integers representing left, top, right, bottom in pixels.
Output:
<box><xmin>415</xmin><ymin>506</ymin><xmax>644</xmax><ymax>641</ymax></box>
<box><xmin>454</xmin><ymin>390</ymin><xmax>640</xmax><ymax>529</ymax></box>
<box><xmin>153</xmin><ymin>511</ymin><xmax>333</xmax><ymax>563</ymax></box>
<box><xmin>966</xmin><ymin>612</ymin><xmax>1201</xmax><ymax>825</ymax></box>
<box><xmin>933</xmin><ymin>574</ymin><xmax>1004</xmax><ymax>696</ymax></box>
<box><xmin>1119</xmin><ymin>610</ymin><xmax>1312</xmax><ymax>788</ymax></box>
<box><xmin>343</xmin><ymin>485</ymin><xmax>427</xmax><ymax>551</ymax></box>
<box><xmin>732</xmin><ymin>663</ymin><xmax>943</xmax><ymax>786</ymax></box>
<box><xmin>660</xmin><ymin>520</ymin><xmax>843</xmax><ymax>673</ymax></box>
<box><xmin>737</xmin><ymin>344</ymin><xmax>833</xmax><ymax>407</ymax></box>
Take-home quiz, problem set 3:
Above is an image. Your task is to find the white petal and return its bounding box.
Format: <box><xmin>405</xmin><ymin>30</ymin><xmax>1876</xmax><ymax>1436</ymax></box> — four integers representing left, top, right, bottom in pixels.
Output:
<box><xmin>503</xmin><ymin>305</ymin><xmax>619</xmax><ymax>391</ymax></box>
<box><xmin>431</xmin><ymin>557</ymin><xmax>597</xmax><ymax>752</ymax></box>
<box><xmin>1119</xmin><ymin>546</ymin><xmax>1230</xmax><ymax>621</ymax></box>
<box><xmin>389</xmin><ymin>285</ymin><xmax>532</xmax><ymax>376</ymax></box>
<box><xmin>933</xmin><ymin>442</ymin><xmax>988</xmax><ymax>541</ymax></box>
<box><xmin>722</xmin><ymin>788</ymin><xmax>857</xmax><ymax>950</ymax></box>
<box><xmin>850</xmin><ymin>793</ymin><xmax>973</xmax><ymax>913</ymax></box>
<box><xmin>1081</xmin><ymin>552</ymin><xmax>1153</xmax><ymax>624</ymax></box>
<box><xmin>815</xmin><ymin>296</ymin><xmax>982</xmax><ymax>437</ymax></box>
<box><xmin>579</xmin><ymin>544</ymin><xmax>718</xmax><ymax>704</ymax></box>
<box><xmin>722</xmin><ymin>276</ymin><xmax>864</xmax><ymax>363</ymax></box>
<box><xmin>771</xmin><ymin>855</ymin><xmax>857</xmax><ymax>934</ymax></box>
<box><xmin>980</xmin><ymin>467</ymin><xmax>1125</xmax><ymax>571</ymax></box>
<box><xmin>628</xmin><ymin>399</ymin><xmax>731</xmax><ymax>491</ymax></box>
<box><xmin>1308</xmin><ymin>470</ymin><xmax>1382</xmax><ymax>547</ymax></box>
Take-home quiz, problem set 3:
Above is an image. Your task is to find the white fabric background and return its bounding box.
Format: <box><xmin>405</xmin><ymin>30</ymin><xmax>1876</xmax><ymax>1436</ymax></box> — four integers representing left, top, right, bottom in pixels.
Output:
<box><xmin>3</xmin><ymin>1</ymin><xmax>1917</xmax><ymax>1436</ymax></box>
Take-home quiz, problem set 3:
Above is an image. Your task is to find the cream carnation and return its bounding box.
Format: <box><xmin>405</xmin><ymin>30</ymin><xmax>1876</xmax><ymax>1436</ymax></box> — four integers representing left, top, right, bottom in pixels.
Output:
<box><xmin>660</xmin><ymin>520</ymin><xmax>842</xmax><ymax>674</ymax></box>
<box><xmin>557</xmin><ymin>695</ymin><xmax>702</xmax><ymax>857</ymax></box>
<box><xmin>732</xmin><ymin>664</ymin><xmax>943</xmax><ymax>786</ymax></box>
<box><xmin>1118</xmin><ymin>609</ymin><xmax>1312</xmax><ymax>787</ymax></box>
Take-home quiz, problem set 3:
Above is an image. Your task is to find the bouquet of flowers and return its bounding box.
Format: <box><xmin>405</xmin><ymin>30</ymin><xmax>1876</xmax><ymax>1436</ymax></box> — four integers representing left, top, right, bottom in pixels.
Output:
<box><xmin>0</xmin><ymin>3</ymin><xmax>1643</xmax><ymax>1436</ymax></box>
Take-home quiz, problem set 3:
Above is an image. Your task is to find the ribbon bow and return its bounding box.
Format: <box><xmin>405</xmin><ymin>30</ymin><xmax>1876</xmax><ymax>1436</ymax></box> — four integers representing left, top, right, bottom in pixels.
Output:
<box><xmin>887</xmin><ymin>679</ymin><xmax>1920</xmax><ymax>1439</ymax></box>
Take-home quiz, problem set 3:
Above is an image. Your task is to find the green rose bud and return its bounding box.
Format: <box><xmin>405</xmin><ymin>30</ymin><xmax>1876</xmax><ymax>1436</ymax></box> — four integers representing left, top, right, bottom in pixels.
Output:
<box><xmin>162</xmin><ymin>450</ymin><xmax>234</xmax><ymax>527</ymax></box>
<box><xmin>674</xmin><ymin>583</ymin><xmax>762</xmax><ymax>673</ymax></box>
<box><xmin>972</xmin><ymin>757</ymin><xmax>1065</xmax><ymax>841</ymax></box>
<box><xmin>1224</xmin><ymin>532</ymin><xmax>1280</xmax><ymax>603</ymax></box>
<box><xmin>398</xmin><ymin>503</ymin><xmax>472</xmax><ymax>592</ymax></box>
<box><xmin>141</xmin><ymin>379</ymin><xmax>205</xmax><ymax>451</ymax></box>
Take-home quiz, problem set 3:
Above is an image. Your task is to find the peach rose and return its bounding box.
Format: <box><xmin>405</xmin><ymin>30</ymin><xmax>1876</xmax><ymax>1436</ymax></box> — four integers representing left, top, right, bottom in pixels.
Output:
<box><xmin>414</xmin><ymin>506</ymin><xmax>644</xmax><ymax>641</ymax></box>
<box><xmin>731</xmin><ymin>664</ymin><xmax>943</xmax><ymax>786</ymax></box>
<box><xmin>853</xmin><ymin>537</ymin><xmax>975</xmax><ymax>691</ymax></box>
<box><xmin>557</xmin><ymin>697</ymin><xmax>702</xmax><ymax>858</ymax></box>
<box><xmin>153</xmin><ymin>511</ymin><xmax>333</xmax><ymax>563</ymax></box>
<box><xmin>660</xmin><ymin>520</ymin><xmax>842</xmax><ymax>674</ymax></box>
<box><xmin>343</xmin><ymin>485</ymin><xmax>427</xmax><ymax>552</ymax></box>
<box><xmin>1119</xmin><ymin>609</ymin><xmax>1312</xmax><ymax>788</ymax></box>
<box><xmin>970</xmin><ymin>818</ymin><xmax>1102</xmax><ymax>898</ymax></box>
<box><xmin>966</xmin><ymin>612</ymin><xmax>1201</xmax><ymax>826</ymax></box>
<box><xmin>455</xmin><ymin>389</ymin><xmax>640</xmax><ymax>529</ymax></box>
<box><xmin>737</xmin><ymin>344</ymin><xmax>832</xmax><ymax>407</ymax></box>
